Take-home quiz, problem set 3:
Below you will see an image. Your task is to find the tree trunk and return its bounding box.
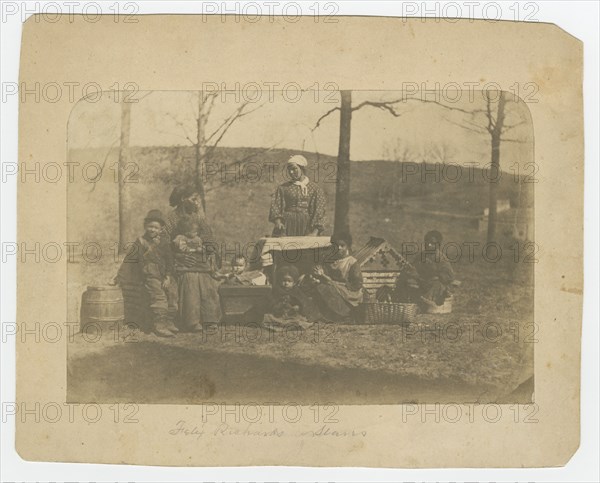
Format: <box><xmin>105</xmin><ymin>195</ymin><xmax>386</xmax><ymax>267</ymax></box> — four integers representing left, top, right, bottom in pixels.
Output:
<box><xmin>334</xmin><ymin>90</ymin><xmax>352</xmax><ymax>236</ymax></box>
<box><xmin>486</xmin><ymin>91</ymin><xmax>507</xmax><ymax>244</ymax></box>
<box><xmin>195</xmin><ymin>92</ymin><xmax>207</xmax><ymax>215</ymax></box>
<box><xmin>118</xmin><ymin>101</ymin><xmax>131</xmax><ymax>253</ymax></box>
<box><xmin>487</xmin><ymin>133</ymin><xmax>501</xmax><ymax>244</ymax></box>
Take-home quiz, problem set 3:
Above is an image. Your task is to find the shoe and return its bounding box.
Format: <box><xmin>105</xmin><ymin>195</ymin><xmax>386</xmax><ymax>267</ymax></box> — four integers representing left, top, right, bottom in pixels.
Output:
<box><xmin>153</xmin><ymin>327</ymin><xmax>175</xmax><ymax>338</ymax></box>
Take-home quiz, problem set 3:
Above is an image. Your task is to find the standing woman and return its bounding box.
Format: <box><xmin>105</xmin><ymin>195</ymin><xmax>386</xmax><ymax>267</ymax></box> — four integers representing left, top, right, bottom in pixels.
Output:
<box><xmin>165</xmin><ymin>184</ymin><xmax>221</xmax><ymax>332</ymax></box>
<box><xmin>269</xmin><ymin>155</ymin><xmax>327</xmax><ymax>236</ymax></box>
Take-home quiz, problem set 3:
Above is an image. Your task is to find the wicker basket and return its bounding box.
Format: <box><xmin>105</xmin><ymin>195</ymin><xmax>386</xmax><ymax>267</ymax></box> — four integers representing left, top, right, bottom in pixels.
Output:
<box><xmin>359</xmin><ymin>301</ymin><xmax>419</xmax><ymax>325</ymax></box>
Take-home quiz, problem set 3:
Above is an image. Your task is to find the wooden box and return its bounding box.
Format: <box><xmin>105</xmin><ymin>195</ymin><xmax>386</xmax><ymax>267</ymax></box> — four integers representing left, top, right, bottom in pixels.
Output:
<box><xmin>218</xmin><ymin>285</ymin><xmax>272</xmax><ymax>323</ymax></box>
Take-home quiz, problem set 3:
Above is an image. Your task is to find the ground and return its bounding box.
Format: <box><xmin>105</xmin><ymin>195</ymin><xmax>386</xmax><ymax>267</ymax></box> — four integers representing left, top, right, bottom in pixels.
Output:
<box><xmin>67</xmin><ymin>257</ymin><xmax>534</xmax><ymax>405</ymax></box>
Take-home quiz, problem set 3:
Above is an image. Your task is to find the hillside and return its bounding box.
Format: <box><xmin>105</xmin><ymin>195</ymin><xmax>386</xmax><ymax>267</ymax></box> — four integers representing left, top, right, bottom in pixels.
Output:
<box><xmin>67</xmin><ymin>145</ymin><xmax>533</xmax><ymax>253</ymax></box>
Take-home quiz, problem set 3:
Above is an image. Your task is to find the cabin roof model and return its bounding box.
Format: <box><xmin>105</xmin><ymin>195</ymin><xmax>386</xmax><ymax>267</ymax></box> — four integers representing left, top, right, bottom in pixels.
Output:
<box><xmin>354</xmin><ymin>237</ymin><xmax>410</xmax><ymax>272</ymax></box>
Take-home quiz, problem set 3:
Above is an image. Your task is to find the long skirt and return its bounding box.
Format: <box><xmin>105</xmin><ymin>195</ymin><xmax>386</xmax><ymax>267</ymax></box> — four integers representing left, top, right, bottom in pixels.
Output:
<box><xmin>177</xmin><ymin>271</ymin><xmax>221</xmax><ymax>330</ymax></box>
<box><xmin>274</xmin><ymin>209</ymin><xmax>310</xmax><ymax>236</ymax></box>
<box><xmin>312</xmin><ymin>282</ymin><xmax>361</xmax><ymax>323</ymax></box>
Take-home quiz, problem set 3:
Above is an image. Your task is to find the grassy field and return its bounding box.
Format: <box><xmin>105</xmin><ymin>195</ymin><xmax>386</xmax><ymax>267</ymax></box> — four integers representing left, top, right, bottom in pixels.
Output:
<box><xmin>67</xmin><ymin>146</ymin><xmax>534</xmax><ymax>404</ymax></box>
<box><xmin>68</xmin><ymin>255</ymin><xmax>533</xmax><ymax>404</ymax></box>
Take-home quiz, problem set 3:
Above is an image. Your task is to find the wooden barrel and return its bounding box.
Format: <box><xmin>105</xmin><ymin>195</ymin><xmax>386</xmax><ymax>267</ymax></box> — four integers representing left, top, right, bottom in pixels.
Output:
<box><xmin>80</xmin><ymin>285</ymin><xmax>125</xmax><ymax>332</ymax></box>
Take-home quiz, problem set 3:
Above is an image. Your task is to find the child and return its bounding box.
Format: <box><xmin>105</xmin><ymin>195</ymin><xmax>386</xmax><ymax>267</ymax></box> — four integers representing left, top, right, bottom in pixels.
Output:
<box><xmin>172</xmin><ymin>216</ymin><xmax>203</xmax><ymax>254</ymax></box>
<box><xmin>220</xmin><ymin>255</ymin><xmax>268</xmax><ymax>286</ymax></box>
<box><xmin>172</xmin><ymin>215</ymin><xmax>218</xmax><ymax>274</ymax></box>
<box><xmin>118</xmin><ymin>209</ymin><xmax>179</xmax><ymax>337</ymax></box>
<box><xmin>262</xmin><ymin>265</ymin><xmax>313</xmax><ymax>331</ymax></box>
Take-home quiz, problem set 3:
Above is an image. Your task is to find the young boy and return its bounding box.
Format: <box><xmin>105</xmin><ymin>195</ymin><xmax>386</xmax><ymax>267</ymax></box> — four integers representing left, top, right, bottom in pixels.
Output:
<box><xmin>124</xmin><ymin>209</ymin><xmax>179</xmax><ymax>337</ymax></box>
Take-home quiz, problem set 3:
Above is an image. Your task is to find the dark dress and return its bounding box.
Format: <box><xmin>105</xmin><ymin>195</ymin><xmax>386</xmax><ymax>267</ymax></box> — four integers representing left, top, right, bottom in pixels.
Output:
<box><xmin>164</xmin><ymin>206</ymin><xmax>222</xmax><ymax>330</ymax></box>
<box><xmin>269</xmin><ymin>180</ymin><xmax>327</xmax><ymax>236</ymax></box>
<box><xmin>311</xmin><ymin>255</ymin><xmax>364</xmax><ymax>322</ymax></box>
<box><xmin>262</xmin><ymin>285</ymin><xmax>314</xmax><ymax>331</ymax></box>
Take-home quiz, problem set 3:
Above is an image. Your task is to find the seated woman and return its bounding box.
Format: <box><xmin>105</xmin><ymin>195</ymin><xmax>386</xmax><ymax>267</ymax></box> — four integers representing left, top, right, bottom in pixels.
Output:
<box><xmin>308</xmin><ymin>233</ymin><xmax>364</xmax><ymax>323</ymax></box>
<box><xmin>262</xmin><ymin>266</ymin><xmax>313</xmax><ymax>331</ymax></box>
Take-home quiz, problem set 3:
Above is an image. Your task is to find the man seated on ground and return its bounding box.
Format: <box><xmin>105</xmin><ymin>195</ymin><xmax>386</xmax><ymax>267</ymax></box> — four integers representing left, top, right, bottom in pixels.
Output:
<box><xmin>395</xmin><ymin>230</ymin><xmax>455</xmax><ymax>307</ymax></box>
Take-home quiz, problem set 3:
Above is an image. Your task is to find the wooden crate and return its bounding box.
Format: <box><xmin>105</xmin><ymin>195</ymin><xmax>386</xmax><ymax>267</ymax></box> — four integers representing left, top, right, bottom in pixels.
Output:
<box><xmin>362</xmin><ymin>270</ymin><xmax>401</xmax><ymax>297</ymax></box>
<box><xmin>218</xmin><ymin>285</ymin><xmax>272</xmax><ymax>323</ymax></box>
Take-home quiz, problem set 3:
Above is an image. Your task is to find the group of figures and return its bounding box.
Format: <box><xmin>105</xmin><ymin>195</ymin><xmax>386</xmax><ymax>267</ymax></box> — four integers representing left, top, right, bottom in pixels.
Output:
<box><xmin>114</xmin><ymin>154</ymin><xmax>455</xmax><ymax>337</ymax></box>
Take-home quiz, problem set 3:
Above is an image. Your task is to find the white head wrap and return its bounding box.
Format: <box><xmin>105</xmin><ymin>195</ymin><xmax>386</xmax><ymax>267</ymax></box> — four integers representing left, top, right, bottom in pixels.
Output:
<box><xmin>287</xmin><ymin>155</ymin><xmax>309</xmax><ymax>195</ymax></box>
<box><xmin>287</xmin><ymin>155</ymin><xmax>308</xmax><ymax>168</ymax></box>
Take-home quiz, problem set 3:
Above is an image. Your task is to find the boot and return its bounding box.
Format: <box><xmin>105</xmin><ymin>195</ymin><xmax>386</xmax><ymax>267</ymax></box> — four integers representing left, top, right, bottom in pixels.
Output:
<box><xmin>153</xmin><ymin>315</ymin><xmax>174</xmax><ymax>338</ymax></box>
<box><xmin>166</xmin><ymin>315</ymin><xmax>179</xmax><ymax>335</ymax></box>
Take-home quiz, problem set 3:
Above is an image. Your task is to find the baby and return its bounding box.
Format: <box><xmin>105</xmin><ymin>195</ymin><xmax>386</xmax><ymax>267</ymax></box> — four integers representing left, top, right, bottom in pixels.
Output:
<box><xmin>173</xmin><ymin>216</ymin><xmax>203</xmax><ymax>254</ymax></box>
<box><xmin>220</xmin><ymin>255</ymin><xmax>267</xmax><ymax>286</ymax></box>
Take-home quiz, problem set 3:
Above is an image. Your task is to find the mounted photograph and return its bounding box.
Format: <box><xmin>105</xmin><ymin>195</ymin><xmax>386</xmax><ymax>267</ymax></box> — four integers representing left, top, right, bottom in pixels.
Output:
<box><xmin>66</xmin><ymin>88</ymin><xmax>535</xmax><ymax>405</ymax></box>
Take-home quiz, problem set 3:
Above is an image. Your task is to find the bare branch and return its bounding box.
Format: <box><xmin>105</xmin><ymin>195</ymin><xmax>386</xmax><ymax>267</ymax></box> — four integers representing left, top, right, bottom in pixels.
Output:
<box><xmin>89</xmin><ymin>136</ymin><xmax>120</xmax><ymax>192</ymax></box>
<box><xmin>351</xmin><ymin>99</ymin><xmax>406</xmax><ymax>117</ymax></box>
<box><xmin>204</xmin><ymin>102</ymin><xmax>265</xmax><ymax>159</ymax></box>
<box><xmin>205</xmin><ymin>146</ymin><xmax>279</xmax><ymax>191</ymax></box>
<box><xmin>312</xmin><ymin>106</ymin><xmax>340</xmax><ymax>131</ymax></box>
<box><xmin>484</xmin><ymin>94</ymin><xmax>495</xmax><ymax>133</ymax></box>
<box><xmin>205</xmin><ymin>102</ymin><xmax>251</xmax><ymax>145</ymax></box>
<box><xmin>500</xmin><ymin>137</ymin><xmax>527</xmax><ymax>144</ymax></box>
<box><xmin>154</xmin><ymin>128</ymin><xmax>195</xmax><ymax>145</ymax></box>
<box><xmin>502</xmin><ymin>120</ymin><xmax>527</xmax><ymax>132</ymax></box>
<box><xmin>134</xmin><ymin>91</ymin><xmax>153</xmax><ymax>102</ymax></box>
<box><xmin>443</xmin><ymin>116</ymin><xmax>488</xmax><ymax>135</ymax></box>
<box><xmin>312</xmin><ymin>97</ymin><xmax>408</xmax><ymax>131</ymax></box>
<box><xmin>402</xmin><ymin>97</ymin><xmax>487</xmax><ymax>116</ymax></box>
<box><xmin>165</xmin><ymin>111</ymin><xmax>194</xmax><ymax>143</ymax></box>
<box><xmin>202</xmin><ymin>92</ymin><xmax>218</xmax><ymax>120</ymax></box>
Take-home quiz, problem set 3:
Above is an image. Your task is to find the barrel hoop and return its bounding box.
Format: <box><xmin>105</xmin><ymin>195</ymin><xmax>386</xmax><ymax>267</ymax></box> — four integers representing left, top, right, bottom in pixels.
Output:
<box><xmin>83</xmin><ymin>316</ymin><xmax>124</xmax><ymax>322</ymax></box>
<box><xmin>82</xmin><ymin>299</ymin><xmax>124</xmax><ymax>305</ymax></box>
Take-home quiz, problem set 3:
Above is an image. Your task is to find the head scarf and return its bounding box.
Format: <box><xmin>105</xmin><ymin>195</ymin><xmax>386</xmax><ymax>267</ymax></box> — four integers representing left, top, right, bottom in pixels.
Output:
<box><xmin>287</xmin><ymin>155</ymin><xmax>309</xmax><ymax>195</ymax></box>
<box><xmin>169</xmin><ymin>184</ymin><xmax>196</xmax><ymax>207</ymax></box>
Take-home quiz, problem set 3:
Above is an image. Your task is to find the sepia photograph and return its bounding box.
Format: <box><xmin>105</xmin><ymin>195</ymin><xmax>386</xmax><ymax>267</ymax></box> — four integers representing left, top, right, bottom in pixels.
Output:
<box><xmin>11</xmin><ymin>8</ymin><xmax>590</xmax><ymax>471</ymax></box>
<box><xmin>66</xmin><ymin>88</ymin><xmax>535</xmax><ymax>405</ymax></box>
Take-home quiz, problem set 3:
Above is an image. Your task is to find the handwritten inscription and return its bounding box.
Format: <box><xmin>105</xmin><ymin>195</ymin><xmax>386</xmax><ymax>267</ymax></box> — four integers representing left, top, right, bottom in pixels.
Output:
<box><xmin>169</xmin><ymin>420</ymin><xmax>367</xmax><ymax>439</ymax></box>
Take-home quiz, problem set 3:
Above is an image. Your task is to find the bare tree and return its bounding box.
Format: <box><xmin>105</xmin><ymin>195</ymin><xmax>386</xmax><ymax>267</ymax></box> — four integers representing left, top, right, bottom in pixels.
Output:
<box><xmin>313</xmin><ymin>90</ymin><xmax>526</xmax><ymax>242</ymax></box>
<box><xmin>165</xmin><ymin>91</ymin><xmax>263</xmax><ymax>214</ymax></box>
<box><xmin>334</xmin><ymin>91</ymin><xmax>352</xmax><ymax>236</ymax></box>
<box><xmin>313</xmin><ymin>94</ymin><xmax>407</xmax><ymax>235</ymax></box>
<box><xmin>423</xmin><ymin>90</ymin><xmax>526</xmax><ymax>242</ymax></box>
<box><xmin>117</xmin><ymin>100</ymin><xmax>131</xmax><ymax>252</ymax></box>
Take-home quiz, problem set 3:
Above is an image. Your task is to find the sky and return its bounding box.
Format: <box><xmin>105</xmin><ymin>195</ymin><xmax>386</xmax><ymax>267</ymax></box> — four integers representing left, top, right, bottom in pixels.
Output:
<box><xmin>67</xmin><ymin>89</ymin><xmax>534</xmax><ymax>167</ymax></box>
